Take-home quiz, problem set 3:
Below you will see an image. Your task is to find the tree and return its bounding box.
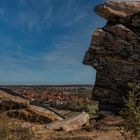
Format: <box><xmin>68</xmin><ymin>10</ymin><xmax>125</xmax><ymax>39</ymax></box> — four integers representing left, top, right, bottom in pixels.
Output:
<box><xmin>120</xmin><ymin>83</ymin><xmax>140</xmax><ymax>139</ymax></box>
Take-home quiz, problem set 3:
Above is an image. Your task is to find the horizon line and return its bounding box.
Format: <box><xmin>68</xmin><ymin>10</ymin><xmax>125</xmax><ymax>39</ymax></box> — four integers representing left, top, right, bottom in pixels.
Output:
<box><xmin>0</xmin><ymin>84</ymin><xmax>93</xmax><ymax>87</ymax></box>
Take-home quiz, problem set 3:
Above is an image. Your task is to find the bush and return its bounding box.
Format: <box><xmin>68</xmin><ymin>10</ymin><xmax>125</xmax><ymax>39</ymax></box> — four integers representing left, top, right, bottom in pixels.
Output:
<box><xmin>0</xmin><ymin>113</ymin><xmax>35</xmax><ymax>140</ymax></box>
<box><xmin>120</xmin><ymin>83</ymin><xmax>140</xmax><ymax>139</ymax></box>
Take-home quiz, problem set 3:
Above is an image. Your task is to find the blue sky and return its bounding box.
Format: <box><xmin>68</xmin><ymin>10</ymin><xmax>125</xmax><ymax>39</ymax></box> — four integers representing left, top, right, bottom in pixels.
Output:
<box><xmin>0</xmin><ymin>0</ymin><xmax>105</xmax><ymax>85</ymax></box>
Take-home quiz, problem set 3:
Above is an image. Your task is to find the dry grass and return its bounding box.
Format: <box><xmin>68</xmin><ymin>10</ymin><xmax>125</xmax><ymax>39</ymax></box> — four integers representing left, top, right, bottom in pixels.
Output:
<box><xmin>0</xmin><ymin>112</ymin><xmax>128</xmax><ymax>140</ymax></box>
<box><xmin>0</xmin><ymin>113</ymin><xmax>35</xmax><ymax>140</ymax></box>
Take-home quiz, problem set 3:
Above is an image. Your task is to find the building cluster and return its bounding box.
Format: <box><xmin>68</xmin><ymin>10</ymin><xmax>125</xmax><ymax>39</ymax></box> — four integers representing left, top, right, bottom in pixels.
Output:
<box><xmin>10</xmin><ymin>87</ymin><xmax>92</xmax><ymax>108</ymax></box>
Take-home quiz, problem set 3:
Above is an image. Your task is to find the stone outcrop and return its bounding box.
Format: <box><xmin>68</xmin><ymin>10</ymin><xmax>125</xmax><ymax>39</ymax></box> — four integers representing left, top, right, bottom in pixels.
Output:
<box><xmin>0</xmin><ymin>88</ymin><xmax>64</xmax><ymax>122</ymax></box>
<box><xmin>46</xmin><ymin>111</ymin><xmax>89</xmax><ymax>132</ymax></box>
<box><xmin>0</xmin><ymin>88</ymin><xmax>90</xmax><ymax>131</ymax></box>
<box><xmin>83</xmin><ymin>1</ymin><xmax>140</xmax><ymax>113</ymax></box>
<box><xmin>95</xmin><ymin>1</ymin><xmax>140</xmax><ymax>28</ymax></box>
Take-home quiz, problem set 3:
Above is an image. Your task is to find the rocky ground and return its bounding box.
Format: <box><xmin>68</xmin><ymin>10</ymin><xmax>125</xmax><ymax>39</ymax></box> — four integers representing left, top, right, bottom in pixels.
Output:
<box><xmin>0</xmin><ymin>86</ymin><xmax>129</xmax><ymax>140</ymax></box>
<box><xmin>0</xmin><ymin>113</ymin><xmax>128</xmax><ymax>140</ymax></box>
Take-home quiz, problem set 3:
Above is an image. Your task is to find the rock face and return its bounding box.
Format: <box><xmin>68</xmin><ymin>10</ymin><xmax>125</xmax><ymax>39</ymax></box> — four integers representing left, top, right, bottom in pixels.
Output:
<box><xmin>95</xmin><ymin>1</ymin><xmax>140</xmax><ymax>28</ymax></box>
<box><xmin>83</xmin><ymin>1</ymin><xmax>140</xmax><ymax>113</ymax></box>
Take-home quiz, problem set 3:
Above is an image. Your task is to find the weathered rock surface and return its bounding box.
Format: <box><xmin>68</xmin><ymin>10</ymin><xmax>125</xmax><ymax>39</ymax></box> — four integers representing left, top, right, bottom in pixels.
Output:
<box><xmin>46</xmin><ymin>111</ymin><xmax>89</xmax><ymax>132</ymax></box>
<box><xmin>95</xmin><ymin>1</ymin><xmax>140</xmax><ymax>28</ymax></box>
<box><xmin>94</xmin><ymin>114</ymin><xmax>124</xmax><ymax>131</ymax></box>
<box><xmin>7</xmin><ymin>109</ymin><xmax>52</xmax><ymax>123</ymax></box>
<box><xmin>0</xmin><ymin>88</ymin><xmax>64</xmax><ymax>122</ymax></box>
<box><xmin>0</xmin><ymin>88</ymin><xmax>30</xmax><ymax>111</ymax></box>
<box><xmin>83</xmin><ymin>1</ymin><xmax>140</xmax><ymax>113</ymax></box>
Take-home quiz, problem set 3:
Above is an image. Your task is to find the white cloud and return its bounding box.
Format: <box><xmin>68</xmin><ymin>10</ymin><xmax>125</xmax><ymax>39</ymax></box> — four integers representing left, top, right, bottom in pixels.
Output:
<box><xmin>0</xmin><ymin>0</ymin><xmax>101</xmax><ymax>84</ymax></box>
<box><xmin>0</xmin><ymin>0</ymin><xmax>92</xmax><ymax>31</ymax></box>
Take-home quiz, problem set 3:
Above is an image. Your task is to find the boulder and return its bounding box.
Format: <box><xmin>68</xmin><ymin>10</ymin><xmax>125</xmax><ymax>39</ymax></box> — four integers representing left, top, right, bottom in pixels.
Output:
<box><xmin>0</xmin><ymin>88</ymin><xmax>64</xmax><ymax>122</ymax></box>
<box><xmin>95</xmin><ymin>1</ymin><xmax>140</xmax><ymax>27</ymax></box>
<box><xmin>83</xmin><ymin>1</ymin><xmax>140</xmax><ymax>113</ymax></box>
<box><xmin>46</xmin><ymin>111</ymin><xmax>89</xmax><ymax>132</ymax></box>
<box><xmin>0</xmin><ymin>89</ymin><xmax>30</xmax><ymax>111</ymax></box>
<box><xmin>7</xmin><ymin>109</ymin><xmax>52</xmax><ymax>123</ymax></box>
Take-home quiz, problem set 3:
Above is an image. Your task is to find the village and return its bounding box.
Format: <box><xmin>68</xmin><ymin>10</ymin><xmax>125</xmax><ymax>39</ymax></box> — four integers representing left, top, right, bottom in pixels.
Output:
<box><xmin>4</xmin><ymin>85</ymin><xmax>97</xmax><ymax>113</ymax></box>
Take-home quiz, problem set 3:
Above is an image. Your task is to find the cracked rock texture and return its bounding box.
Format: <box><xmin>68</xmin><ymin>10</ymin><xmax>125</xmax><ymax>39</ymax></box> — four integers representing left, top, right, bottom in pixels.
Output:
<box><xmin>83</xmin><ymin>1</ymin><xmax>140</xmax><ymax>113</ymax></box>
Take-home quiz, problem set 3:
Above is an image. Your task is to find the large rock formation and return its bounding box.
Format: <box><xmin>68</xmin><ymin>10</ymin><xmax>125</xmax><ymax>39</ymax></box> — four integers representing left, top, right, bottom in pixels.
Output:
<box><xmin>83</xmin><ymin>1</ymin><xmax>140</xmax><ymax>113</ymax></box>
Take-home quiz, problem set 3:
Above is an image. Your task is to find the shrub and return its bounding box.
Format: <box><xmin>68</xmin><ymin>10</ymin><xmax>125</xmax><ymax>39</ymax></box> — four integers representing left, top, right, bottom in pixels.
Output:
<box><xmin>120</xmin><ymin>83</ymin><xmax>140</xmax><ymax>139</ymax></box>
<box><xmin>0</xmin><ymin>113</ymin><xmax>35</xmax><ymax>140</ymax></box>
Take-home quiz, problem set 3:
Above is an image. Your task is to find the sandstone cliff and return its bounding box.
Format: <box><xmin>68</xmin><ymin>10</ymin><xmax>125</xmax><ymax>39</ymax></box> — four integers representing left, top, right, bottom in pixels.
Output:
<box><xmin>83</xmin><ymin>1</ymin><xmax>140</xmax><ymax>113</ymax></box>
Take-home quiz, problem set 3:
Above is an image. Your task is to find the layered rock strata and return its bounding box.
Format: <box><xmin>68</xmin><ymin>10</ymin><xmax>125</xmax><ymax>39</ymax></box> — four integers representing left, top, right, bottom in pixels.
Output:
<box><xmin>83</xmin><ymin>1</ymin><xmax>140</xmax><ymax>113</ymax></box>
